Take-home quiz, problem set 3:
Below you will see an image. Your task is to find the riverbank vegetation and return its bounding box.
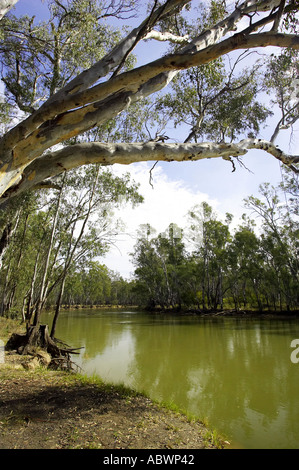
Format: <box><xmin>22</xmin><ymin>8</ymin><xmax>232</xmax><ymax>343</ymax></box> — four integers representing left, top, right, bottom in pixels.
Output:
<box><xmin>1</xmin><ymin>173</ymin><xmax>298</xmax><ymax>323</ymax></box>
<box><xmin>131</xmin><ymin>176</ymin><xmax>299</xmax><ymax>314</ymax></box>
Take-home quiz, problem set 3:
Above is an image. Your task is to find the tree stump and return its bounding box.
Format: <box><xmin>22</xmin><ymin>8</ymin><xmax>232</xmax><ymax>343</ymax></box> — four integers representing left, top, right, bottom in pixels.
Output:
<box><xmin>21</xmin><ymin>324</ymin><xmax>61</xmax><ymax>356</ymax></box>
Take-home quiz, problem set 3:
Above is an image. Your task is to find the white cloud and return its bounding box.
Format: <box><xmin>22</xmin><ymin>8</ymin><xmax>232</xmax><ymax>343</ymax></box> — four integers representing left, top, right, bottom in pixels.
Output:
<box><xmin>96</xmin><ymin>116</ymin><xmax>299</xmax><ymax>279</ymax></box>
<box><xmin>100</xmin><ymin>162</ymin><xmax>218</xmax><ymax>279</ymax></box>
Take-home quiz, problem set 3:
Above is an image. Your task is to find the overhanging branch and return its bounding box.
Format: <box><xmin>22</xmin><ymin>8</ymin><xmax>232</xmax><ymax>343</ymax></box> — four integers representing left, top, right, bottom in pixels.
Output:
<box><xmin>2</xmin><ymin>139</ymin><xmax>298</xmax><ymax>203</ymax></box>
<box><xmin>0</xmin><ymin>0</ymin><xmax>298</xmax><ymax>202</ymax></box>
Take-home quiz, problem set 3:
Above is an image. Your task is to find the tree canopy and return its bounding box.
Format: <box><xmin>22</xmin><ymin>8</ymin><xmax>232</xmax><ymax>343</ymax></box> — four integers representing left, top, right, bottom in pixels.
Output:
<box><xmin>0</xmin><ymin>0</ymin><xmax>298</xmax><ymax>206</ymax></box>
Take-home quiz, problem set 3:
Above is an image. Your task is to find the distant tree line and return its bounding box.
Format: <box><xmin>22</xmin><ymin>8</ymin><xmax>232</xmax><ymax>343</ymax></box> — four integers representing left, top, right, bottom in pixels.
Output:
<box><xmin>50</xmin><ymin>169</ymin><xmax>299</xmax><ymax>313</ymax></box>
<box><xmin>57</xmin><ymin>262</ymin><xmax>141</xmax><ymax>308</ymax></box>
<box><xmin>131</xmin><ymin>172</ymin><xmax>299</xmax><ymax>313</ymax></box>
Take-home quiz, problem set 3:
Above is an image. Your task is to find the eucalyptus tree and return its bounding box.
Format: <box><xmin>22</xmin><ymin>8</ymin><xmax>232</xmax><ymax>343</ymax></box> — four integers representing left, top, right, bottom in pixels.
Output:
<box><xmin>155</xmin><ymin>3</ymin><xmax>271</xmax><ymax>145</ymax></box>
<box><xmin>2</xmin><ymin>164</ymin><xmax>142</xmax><ymax>354</ymax></box>
<box><xmin>245</xmin><ymin>182</ymin><xmax>299</xmax><ymax>310</ymax></box>
<box><xmin>187</xmin><ymin>202</ymin><xmax>232</xmax><ymax>309</ymax></box>
<box><xmin>131</xmin><ymin>223</ymin><xmax>185</xmax><ymax>309</ymax></box>
<box><xmin>131</xmin><ymin>225</ymin><xmax>166</xmax><ymax>308</ymax></box>
<box><xmin>49</xmin><ymin>165</ymin><xmax>142</xmax><ymax>338</ymax></box>
<box><xmin>152</xmin><ymin>223</ymin><xmax>186</xmax><ymax>309</ymax></box>
<box><xmin>264</xmin><ymin>49</ymin><xmax>299</xmax><ymax>147</ymax></box>
<box><xmin>62</xmin><ymin>261</ymin><xmax>112</xmax><ymax>307</ymax></box>
<box><xmin>0</xmin><ymin>192</ymin><xmax>41</xmax><ymax>316</ymax></box>
<box><xmin>107</xmin><ymin>272</ymin><xmax>138</xmax><ymax>306</ymax></box>
<box><xmin>279</xmin><ymin>166</ymin><xmax>299</xmax><ymax>217</ymax></box>
<box><xmin>0</xmin><ymin>0</ymin><xmax>297</xmax><ymax>207</ymax></box>
<box><xmin>228</xmin><ymin>221</ymin><xmax>264</xmax><ymax>310</ymax></box>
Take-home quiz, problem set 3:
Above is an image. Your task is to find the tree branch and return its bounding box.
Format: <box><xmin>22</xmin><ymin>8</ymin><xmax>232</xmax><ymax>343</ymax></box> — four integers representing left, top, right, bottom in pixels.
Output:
<box><xmin>2</xmin><ymin>138</ymin><xmax>297</xmax><ymax>203</ymax></box>
<box><xmin>271</xmin><ymin>0</ymin><xmax>286</xmax><ymax>31</ymax></box>
<box><xmin>144</xmin><ymin>30</ymin><xmax>190</xmax><ymax>44</ymax></box>
<box><xmin>270</xmin><ymin>102</ymin><xmax>299</xmax><ymax>143</ymax></box>
<box><xmin>8</xmin><ymin>32</ymin><xmax>299</xmax><ymax>166</ymax></box>
<box><xmin>0</xmin><ymin>0</ymin><xmax>283</xmax><ymax>160</ymax></box>
<box><xmin>0</xmin><ymin>0</ymin><xmax>190</xmax><ymax>157</ymax></box>
<box><xmin>46</xmin><ymin>0</ymin><xmax>190</xmax><ymax>100</ymax></box>
<box><xmin>0</xmin><ymin>0</ymin><xmax>298</xmax><ymax>202</ymax></box>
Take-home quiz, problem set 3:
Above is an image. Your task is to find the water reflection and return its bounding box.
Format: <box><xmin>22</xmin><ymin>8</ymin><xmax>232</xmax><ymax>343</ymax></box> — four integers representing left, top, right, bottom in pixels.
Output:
<box><xmin>42</xmin><ymin>310</ymin><xmax>299</xmax><ymax>449</ymax></box>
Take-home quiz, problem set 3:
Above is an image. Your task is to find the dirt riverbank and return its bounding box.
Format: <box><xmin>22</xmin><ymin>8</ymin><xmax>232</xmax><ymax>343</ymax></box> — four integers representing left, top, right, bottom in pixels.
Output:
<box><xmin>0</xmin><ymin>354</ymin><xmax>225</xmax><ymax>450</ymax></box>
<box><xmin>0</xmin><ymin>319</ymin><xmax>226</xmax><ymax>450</ymax></box>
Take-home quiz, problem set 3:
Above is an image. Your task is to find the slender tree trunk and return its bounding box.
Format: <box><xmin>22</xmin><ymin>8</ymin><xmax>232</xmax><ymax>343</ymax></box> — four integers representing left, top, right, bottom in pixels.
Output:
<box><xmin>6</xmin><ymin>213</ymin><xmax>29</xmax><ymax>311</ymax></box>
<box><xmin>0</xmin><ymin>260</ymin><xmax>11</xmax><ymax>316</ymax></box>
<box><xmin>160</xmin><ymin>257</ymin><xmax>172</xmax><ymax>308</ymax></box>
<box><xmin>0</xmin><ymin>210</ymin><xmax>21</xmax><ymax>314</ymax></box>
<box><xmin>49</xmin><ymin>166</ymin><xmax>101</xmax><ymax>337</ymax></box>
<box><xmin>218</xmin><ymin>269</ymin><xmax>223</xmax><ymax>310</ymax></box>
<box><xmin>0</xmin><ymin>224</ymin><xmax>12</xmax><ymax>269</ymax></box>
<box><xmin>26</xmin><ymin>249</ymin><xmax>40</xmax><ymax>324</ymax></box>
<box><xmin>253</xmin><ymin>281</ymin><xmax>263</xmax><ymax>311</ymax></box>
<box><xmin>32</xmin><ymin>174</ymin><xmax>65</xmax><ymax>327</ymax></box>
<box><xmin>50</xmin><ymin>274</ymin><xmax>66</xmax><ymax>338</ymax></box>
<box><xmin>232</xmin><ymin>288</ymin><xmax>238</xmax><ymax>310</ymax></box>
<box><xmin>242</xmin><ymin>282</ymin><xmax>247</xmax><ymax>309</ymax></box>
<box><xmin>0</xmin><ymin>208</ymin><xmax>20</xmax><ymax>268</ymax></box>
<box><xmin>21</xmin><ymin>295</ymin><xmax>27</xmax><ymax>323</ymax></box>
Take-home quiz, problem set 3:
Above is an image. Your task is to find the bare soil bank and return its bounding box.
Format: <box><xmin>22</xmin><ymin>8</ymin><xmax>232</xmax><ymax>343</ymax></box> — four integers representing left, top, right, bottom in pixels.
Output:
<box><xmin>0</xmin><ymin>319</ymin><xmax>225</xmax><ymax>449</ymax></box>
<box><xmin>0</xmin><ymin>357</ymin><xmax>225</xmax><ymax>450</ymax></box>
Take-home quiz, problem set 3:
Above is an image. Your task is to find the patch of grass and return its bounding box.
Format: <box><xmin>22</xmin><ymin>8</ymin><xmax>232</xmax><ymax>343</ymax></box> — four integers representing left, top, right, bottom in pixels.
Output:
<box><xmin>152</xmin><ymin>399</ymin><xmax>227</xmax><ymax>448</ymax></box>
<box><xmin>154</xmin><ymin>398</ymin><xmax>202</xmax><ymax>425</ymax></box>
<box><xmin>203</xmin><ymin>429</ymin><xmax>225</xmax><ymax>449</ymax></box>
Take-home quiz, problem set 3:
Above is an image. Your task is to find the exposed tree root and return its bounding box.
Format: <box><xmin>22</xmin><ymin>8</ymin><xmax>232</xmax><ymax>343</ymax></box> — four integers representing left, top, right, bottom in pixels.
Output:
<box><xmin>5</xmin><ymin>324</ymin><xmax>81</xmax><ymax>371</ymax></box>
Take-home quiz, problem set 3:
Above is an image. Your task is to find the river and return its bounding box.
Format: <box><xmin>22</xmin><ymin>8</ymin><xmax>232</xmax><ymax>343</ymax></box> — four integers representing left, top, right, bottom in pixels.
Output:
<box><xmin>42</xmin><ymin>308</ymin><xmax>299</xmax><ymax>449</ymax></box>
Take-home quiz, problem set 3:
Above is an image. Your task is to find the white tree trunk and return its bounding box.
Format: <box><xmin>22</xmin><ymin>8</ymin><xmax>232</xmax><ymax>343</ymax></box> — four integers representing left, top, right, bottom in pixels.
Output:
<box><xmin>0</xmin><ymin>0</ymin><xmax>18</xmax><ymax>20</ymax></box>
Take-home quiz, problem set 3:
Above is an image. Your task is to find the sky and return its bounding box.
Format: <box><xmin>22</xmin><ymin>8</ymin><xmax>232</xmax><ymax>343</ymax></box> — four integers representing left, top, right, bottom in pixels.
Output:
<box><xmin>10</xmin><ymin>0</ymin><xmax>299</xmax><ymax>278</ymax></box>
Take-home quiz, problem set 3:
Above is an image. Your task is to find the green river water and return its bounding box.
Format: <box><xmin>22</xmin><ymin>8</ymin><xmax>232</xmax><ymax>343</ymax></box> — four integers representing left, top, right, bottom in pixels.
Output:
<box><xmin>42</xmin><ymin>309</ymin><xmax>299</xmax><ymax>449</ymax></box>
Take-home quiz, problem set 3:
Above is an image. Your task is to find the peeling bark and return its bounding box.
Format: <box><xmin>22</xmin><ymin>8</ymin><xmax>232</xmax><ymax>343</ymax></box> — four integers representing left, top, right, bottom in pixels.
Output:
<box><xmin>2</xmin><ymin>139</ymin><xmax>297</xmax><ymax>202</ymax></box>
